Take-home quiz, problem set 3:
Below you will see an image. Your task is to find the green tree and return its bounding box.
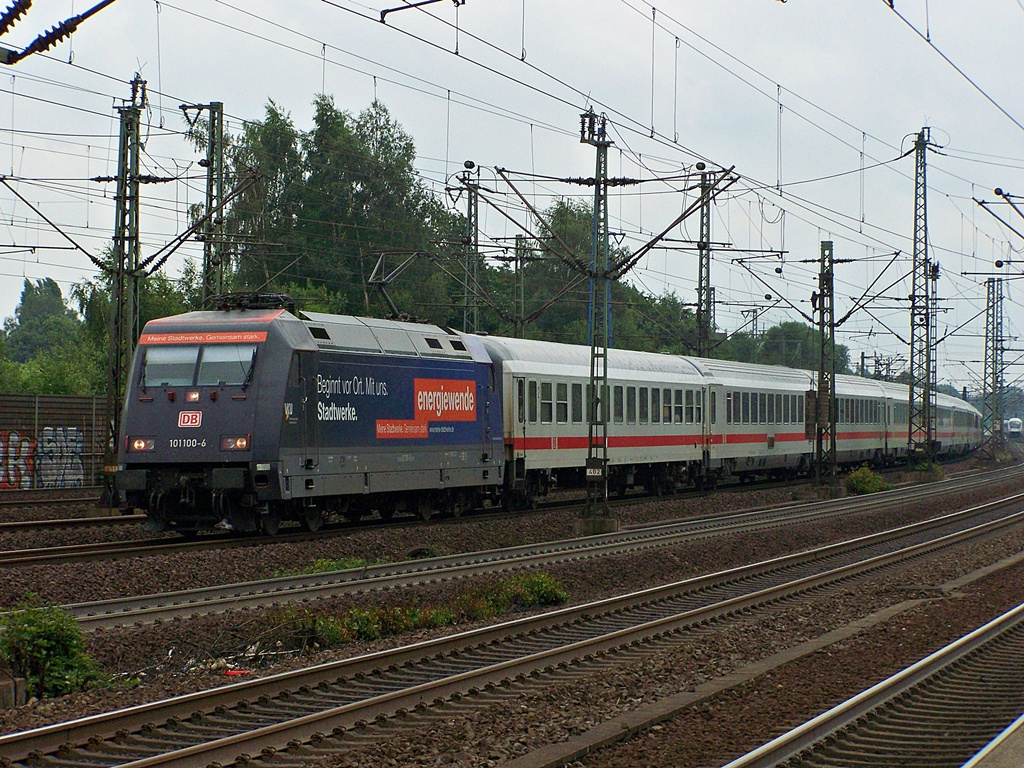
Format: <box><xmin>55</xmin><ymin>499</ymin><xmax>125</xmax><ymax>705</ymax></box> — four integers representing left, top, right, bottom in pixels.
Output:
<box><xmin>1</xmin><ymin>279</ymin><xmax>82</xmax><ymax>363</ymax></box>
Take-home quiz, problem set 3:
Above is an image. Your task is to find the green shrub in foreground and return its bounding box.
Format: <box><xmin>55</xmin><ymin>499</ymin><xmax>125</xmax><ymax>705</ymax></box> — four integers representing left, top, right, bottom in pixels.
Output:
<box><xmin>0</xmin><ymin>596</ymin><xmax>104</xmax><ymax>698</ymax></box>
<box><xmin>845</xmin><ymin>466</ymin><xmax>893</xmax><ymax>495</ymax></box>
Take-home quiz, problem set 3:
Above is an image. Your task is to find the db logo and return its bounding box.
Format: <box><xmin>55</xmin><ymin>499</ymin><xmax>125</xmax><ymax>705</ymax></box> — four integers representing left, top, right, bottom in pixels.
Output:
<box><xmin>178</xmin><ymin>411</ymin><xmax>202</xmax><ymax>428</ymax></box>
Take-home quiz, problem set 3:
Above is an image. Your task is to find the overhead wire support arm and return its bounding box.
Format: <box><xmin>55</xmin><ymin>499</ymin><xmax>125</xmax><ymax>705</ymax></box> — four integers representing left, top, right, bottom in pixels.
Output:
<box><xmin>0</xmin><ymin>176</ymin><xmax>103</xmax><ymax>269</ymax></box>
<box><xmin>611</xmin><ymin>166</ymin><xmax>737</xmax><ymax>280</ymax></box>
<box><xmin>380</xmin><ymin>0</ymin><xmax>463</xmax><ymax>23</ymax></box>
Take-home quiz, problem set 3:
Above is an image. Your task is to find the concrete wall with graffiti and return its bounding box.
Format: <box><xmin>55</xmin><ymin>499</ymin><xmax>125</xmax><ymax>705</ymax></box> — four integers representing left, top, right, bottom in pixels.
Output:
<box><xmin>0</xmin><ymin>395</ymin><xmax>105</xmax><ymax>489</ymax></box>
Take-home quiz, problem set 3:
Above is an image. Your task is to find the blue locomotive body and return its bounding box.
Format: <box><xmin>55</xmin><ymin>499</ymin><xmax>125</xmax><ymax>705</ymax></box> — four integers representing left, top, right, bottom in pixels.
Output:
<box><xmin>117</xmin><ymin>306</ymin><xmax>503</xmax><ymax>533</ymax></box>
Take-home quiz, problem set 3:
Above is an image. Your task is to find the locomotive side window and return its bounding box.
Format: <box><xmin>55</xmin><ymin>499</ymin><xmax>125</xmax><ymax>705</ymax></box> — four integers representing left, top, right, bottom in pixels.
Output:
<box><xmin>197</xmin><ymin>344</ymin><xmax>257</xmax><ymax>386</ymax></box>
<box><xmin>613</xmin><ymin>386</ymin><xmax>624</xmax><ymax>423</ymax></box>
<box><xmin>556</xmin><ymin>383</ymin><xmax>568</xmax><ymax>423</ymax></box>
<box><xmin>144</xmin><ymin>345</ymin><xmax>199</xmax><ymax>387</ymax></box>
<box><xmin>541</xmin><ymin>382</ymin><xmax>553</xmax><ymax>423</ymax></box>
<box><xmin>651</xmin><ymin>388</ymin><xmax>661</xmax><ymax>423</ymax></box>
<box><xmin>528</xmin><ymin>380</ymin><xmax>538</xmax><ymax>423</ymax></box>
<box><xmin>571</xmin><ymin>383</ymin><xmax>583</xmax><ymax>423</ymax></box>
<box><xmin>639</xmin><ymin>387</ymin><xmax>649</xmax><ymax>423</ymax></box>
<box><xmin>627</xmin><ymin>387</ymin><xmax>637</xmax><ymax>424</ymax></box>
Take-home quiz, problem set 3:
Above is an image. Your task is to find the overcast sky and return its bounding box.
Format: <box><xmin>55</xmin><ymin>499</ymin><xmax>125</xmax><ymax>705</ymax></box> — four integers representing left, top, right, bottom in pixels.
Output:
<box><xmin>2</xmin><ymin>0</ymin><xmax>1023</xmax><ymax>390</ymax></box>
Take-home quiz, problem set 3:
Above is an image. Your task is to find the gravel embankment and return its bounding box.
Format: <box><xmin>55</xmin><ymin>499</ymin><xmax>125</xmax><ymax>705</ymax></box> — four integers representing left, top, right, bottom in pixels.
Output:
<box><xmin>0</xmin><ymin>456</ymin><xmax>1021</xmax><ymax>766</ymax></box>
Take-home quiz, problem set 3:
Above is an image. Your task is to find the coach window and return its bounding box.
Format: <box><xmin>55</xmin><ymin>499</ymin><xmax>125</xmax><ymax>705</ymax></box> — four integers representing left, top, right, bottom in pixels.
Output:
<box><xmin>639</xmin><ymin>387</ymin><xmax>649</xmax><ymax>423</ymax></box>
<box><xmin>662</xmin><ymin>388</ymin><xmax>673</xmax><ymax>423</ymax></box>
<box><xmin>751</xmin><ymin>392</ymin><xmax>759</xmax><ymax>424</ymax></box>
<box><xmin>695</xmin><ymin>390</ymin><xmax>703</xmax><ymax>423</ymax></box>
<box><xmin>782</xmin><ymin>393</ymin><xmax>791</xmax><ymax>424</ymax></box>
<box><xmin>541</xmin><ymin>382</ymin><xmax>553</xmax><ymax>423</ymax></box>
<box><xmin>685</xmin><ymin>390</ymin><xmax>694</xmax><ymax>423</ymax></box>
<box><xmin>725</xmin><ymin>392</ymin><xmax>732</xmax><ymax>424</ymax></box>
<box><xmin>571</xmin><ymin>383</ymin><xmax>583</xmax><ymax>423</ymax></box>
<box><xmin>798</xmin><ymin>394</ymin><xmax>805</xmax><ymax>423</ymax></box>
<box><xmin>766</xmin><ymin>393</ymin><xmax>775</xmax><ymax>424</ymax></box>
<box><xmin>733</xmin><ymin>391</ymin><xmax>742</xmax><ymax>423</ymax></box>
<box><xmin>758</xmin><ymin>392</ymin><xmax>767</xmax><ymax>424</ymax></box>
<box><xmin>556</xmin><ymin>382</ymin><xmax>568</xmax><ymax>424</ymax></box>
<box><xmin>708</xmin><ymin>391</ymin><xmax>715</xmax><ymax>424</ymax></box>
<box><xmin>528</xmin><ymin>380</ymin><xmax>538</xmax><ymax>424</ymax></box>
<box><xmin>674</xmin><ymin>389</ymin><xmax>684</xmax><ymax>424</ymax></box>
<box><xmin>627</xmin><ymin>387</ymin><xmax>637</xmax><ymax>424</ymax></box>
<box><xmin>517</xmin><ymin>379</ymin><xmax>525</xmax><ymax>423</ymax></box>
<box><xmin>614</xmin><ymin>385</ymin><xmax>624</xmax><ymax>423</ymax></box>
<box><xmin>741</xmin><ymin>392</ymin><xmax>750</xmax><ymax>424</ymax></box>
<box><xmin>651</xmin><ymin>388</ymin><xmax>661</xmax><ymax>423</ymax></box>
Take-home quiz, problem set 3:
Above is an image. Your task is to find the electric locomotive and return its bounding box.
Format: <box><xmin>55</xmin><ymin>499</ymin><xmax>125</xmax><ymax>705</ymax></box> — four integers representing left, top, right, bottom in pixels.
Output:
<box><xmin>116</xmin><ymin>296</ymin><xmax>503</xmax><ymax>534</ymax></box>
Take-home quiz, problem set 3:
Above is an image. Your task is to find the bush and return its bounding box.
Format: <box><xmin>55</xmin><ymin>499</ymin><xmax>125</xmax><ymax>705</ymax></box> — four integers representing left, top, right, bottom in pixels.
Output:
<box><xmin>845</xmin><ymin>466</ymin><xmax>892</xmax><ymax>495</ymax></box>
<box><xmin>0</xmin><ymin>596</ymin><xmax>103</xmax><ymax>698</ymax></box>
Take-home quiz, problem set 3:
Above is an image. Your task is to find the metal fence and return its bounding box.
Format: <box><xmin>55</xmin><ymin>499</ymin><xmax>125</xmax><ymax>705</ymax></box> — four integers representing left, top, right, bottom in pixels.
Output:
<box><xmin>0</xmin><ymin>394</ymin><xmax>107</xmax><ymax>489</ymax></box>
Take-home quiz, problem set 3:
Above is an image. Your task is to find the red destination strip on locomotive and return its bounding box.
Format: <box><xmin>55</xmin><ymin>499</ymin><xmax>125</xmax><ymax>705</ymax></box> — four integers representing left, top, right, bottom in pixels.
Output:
<box><xmin>376</xmin><ymin>378</ymin><xmax>476</xmax><ymax>439</ymax></box>
<box><xmin>139</xmin><ymin>331</ymin><xmax>268</xmax><ymax>345</ymax></box>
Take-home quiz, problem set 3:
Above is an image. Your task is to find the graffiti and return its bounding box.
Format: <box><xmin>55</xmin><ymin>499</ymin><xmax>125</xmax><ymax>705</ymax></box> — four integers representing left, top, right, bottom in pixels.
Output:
<box><xmin>38</xmin><ymin>427</ymin><xmax>85</xmax><ymax>488</ymax></box>
<box><xmin>0</xmin><ymin>430</ymin><xmax>36</xmax><ymax>490</ymax></box>
<box><xmin>0</xmin><ymin>426</ymin><xmax>86</xmax><ymax>489</ymax></box>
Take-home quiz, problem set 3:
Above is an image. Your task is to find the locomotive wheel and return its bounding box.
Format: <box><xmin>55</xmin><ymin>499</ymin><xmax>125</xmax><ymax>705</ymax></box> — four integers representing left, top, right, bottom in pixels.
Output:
<box><xmin>417</xmin><ymin>497</ymin><xmax>433</xmax><ymax>522</ymax></box>
<box><xmin>301</xmin><ymin>506</ymin><xmax>323</xmax><ymax>533</ymax></box>
<box><xmin>261</xmin><ymin>507</ymin><xmax>282</xmax><ymax>536</ymax></box>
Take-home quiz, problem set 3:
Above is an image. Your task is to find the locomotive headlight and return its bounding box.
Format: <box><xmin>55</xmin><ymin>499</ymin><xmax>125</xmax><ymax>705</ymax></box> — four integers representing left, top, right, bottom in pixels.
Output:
<box><xmin>186</xmin><ymin>390</ymin><xmax>201</xmax><ymax>403</ymax></box>
<box><xmin>129</xmin><ymin>437</ymin><xmax>155</xmax><ymax>452</ymax></box>
<box><xmin>221</xmin><ymin>434</ymin><xmax>251</xmax><ymax>451</ymax></box>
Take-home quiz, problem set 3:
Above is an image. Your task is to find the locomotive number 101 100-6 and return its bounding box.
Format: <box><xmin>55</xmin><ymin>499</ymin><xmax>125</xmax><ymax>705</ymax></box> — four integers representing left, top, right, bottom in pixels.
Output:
<box><xmin>169</xmin><ymin>438</ymin><xmax>207</xmax><ymax>448</ymax></box>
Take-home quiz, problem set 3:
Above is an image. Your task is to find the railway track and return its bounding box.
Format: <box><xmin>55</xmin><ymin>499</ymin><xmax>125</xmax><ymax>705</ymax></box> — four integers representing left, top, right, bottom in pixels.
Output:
<box><xmin>2</xmin><ymin>488</ymin><xmax>1022</xmax><ymax>768</ymax></box>
<box><xmin>57</xmin><ymin>468</ymin><xmax>1024</xmax><ymax>629</ymax></box>
<box><xmin>0</xmin><ymin>463</ymin><xmax>1018</xmax><ymax>572</ymax></box>
<box><xmin>723</xmin><ymin>600</ymin><xmax>1024</xmax><ymax>768</ymax></box>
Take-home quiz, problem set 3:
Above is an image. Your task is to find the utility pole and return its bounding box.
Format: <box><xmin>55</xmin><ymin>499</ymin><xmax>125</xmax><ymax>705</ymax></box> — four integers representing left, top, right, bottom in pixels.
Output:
<box><xmin>461</xmin><ymin>160</ymin><xmax>480</xmax><ymax>333</ymax></box>
<box><xmin>696</xmin><ymin>162</ymin><xmax>713</xmax><ymax>356</ymax></box>
<box><xmin>103</xmin><ymin>75</ymin><xmax>146</xmax><ymax>501</ymax></box>
<box><xmin>580</xmin><ymin>110</ymin><xmax>616</xmax><ymax>527</ymax></box>
<box><xmin>815</xmin><ymin>241</ymin><xmax>837</xmax><ymax>489</ymax></box>
<box><xmin>983</xmin><ymin>276</ymin><xmax>1005</xmax><ymax>442</ymax></box>
<box><xmin>181</xmin><ymin>102</ymin><xmax>226</xmax><ymax>304</ymax></box>
<box><xmin>908</xmin><ymin>126</ymin><xmax>936</xmax><ymax>463</ymax></box>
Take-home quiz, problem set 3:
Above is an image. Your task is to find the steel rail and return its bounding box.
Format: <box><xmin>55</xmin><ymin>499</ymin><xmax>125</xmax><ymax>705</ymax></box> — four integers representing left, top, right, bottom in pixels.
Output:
<box><xmin>2</xmin><ymin>493</ymin><xmax>1022</xmax><ymax>767</ymax></box>
<box><xmin>64</xmin><ymin>470</ymin><xmax>1024</xmax><ymax>630</ymax></box>
<box><xmin>722</xmin><ymin>601</ymin><xmax>1024</xmax><ymax>768</ymax></box>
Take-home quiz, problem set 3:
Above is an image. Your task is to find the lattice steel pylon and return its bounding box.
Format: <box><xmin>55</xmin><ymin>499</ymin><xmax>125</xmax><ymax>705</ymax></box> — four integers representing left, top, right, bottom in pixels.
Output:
<box><xmin>815</xmin><ymin>241</ymin><xmax>837</xmax><ymax>487</ymax></box>
<box><xmin>908</xmin><ymin>127</ymin><xmax>935</xmax><ymax>462</ymax></box>
<box><xmin>462</xmin><ymin>163</ymin><xmax>480</xmax><ymax>333</ymax></box>
<box><xmin>103</xmin><ymin>75</ymin><xmax>145</xmax><ymax>494</ymax></box>
<box><xmin>983</xmin><ymin>276</ymin><xmax>1005</xmax><ymax>440</ymax></box>
<box><xmin>696</xmin><ymin>164</ymin><xmax>713</xmax><ymax>357</ymax></box>
<box><xmin>581</xmin><ymin>110</ymin><xmax>612</xmax><ymax>517</ymax></box>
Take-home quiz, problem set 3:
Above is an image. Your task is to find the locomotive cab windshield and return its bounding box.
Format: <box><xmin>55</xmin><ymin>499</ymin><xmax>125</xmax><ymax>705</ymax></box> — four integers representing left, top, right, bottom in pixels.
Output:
<box><xmin>142</xmin><ymin>343</ymin><xmax>258</xmax><ymax>389</ymax></box>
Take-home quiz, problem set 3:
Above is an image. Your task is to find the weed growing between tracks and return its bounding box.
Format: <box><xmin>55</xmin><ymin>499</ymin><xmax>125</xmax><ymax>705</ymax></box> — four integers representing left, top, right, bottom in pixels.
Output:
<box><xmin>264</xmin><ymin>573</ymin><xmax>569</xmax><ymax>653</ymax></box>
<box><xmin>844</xmin><ymin>466</ymin><xmax>893</xmax><ymax>495</ymax></box>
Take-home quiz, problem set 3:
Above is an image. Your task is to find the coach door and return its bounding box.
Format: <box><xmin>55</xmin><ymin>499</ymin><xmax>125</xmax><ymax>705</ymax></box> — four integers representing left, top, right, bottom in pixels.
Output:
<box><xmin>701</xmin><ymin>385</ymin><xmax>712</xmax><ymax>471</ymax></box>
<box><xmin>513</xmin><ymin>376</ymin><xmax>528</xmax><ymax>480</ymax></box>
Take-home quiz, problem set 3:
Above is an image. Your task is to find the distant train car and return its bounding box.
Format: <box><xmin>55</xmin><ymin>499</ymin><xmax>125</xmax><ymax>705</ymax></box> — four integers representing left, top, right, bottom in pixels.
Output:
<box><xmin>115</xmin><ymin>296</ymin><xmax>983</xmax><ymax>534</ymax></box>
<box><xmin>1008</xmin><ymin>417</ymin><xmax>1023</xmax><ymax>440</ymax></box>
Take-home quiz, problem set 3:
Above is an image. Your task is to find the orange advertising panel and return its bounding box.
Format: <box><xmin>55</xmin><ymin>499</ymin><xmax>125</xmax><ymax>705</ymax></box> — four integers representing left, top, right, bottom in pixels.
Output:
<box><xmin>376</xmin><ymin>378</ymin><xmax>477</xmax><ymax>440</ymax></box>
